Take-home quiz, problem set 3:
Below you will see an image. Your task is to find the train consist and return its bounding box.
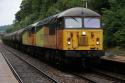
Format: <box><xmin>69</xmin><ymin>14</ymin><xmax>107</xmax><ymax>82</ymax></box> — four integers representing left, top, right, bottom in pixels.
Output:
<box><xmin>2</xmin><ymin>7</ymin><xmax>104</xmax><ymax>66</ymax></box>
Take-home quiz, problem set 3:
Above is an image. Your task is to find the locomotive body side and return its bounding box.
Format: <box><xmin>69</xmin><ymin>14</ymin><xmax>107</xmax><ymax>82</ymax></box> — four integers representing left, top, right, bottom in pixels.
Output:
<box><xmin>22</xmin><ymin>31</ymin><xmax>29</xmax><ymax>45</ymax></box>
<box><xmin>35</xmin><ymin>26</ymin><xmax>45</xmax><ymax>47</ymax></box>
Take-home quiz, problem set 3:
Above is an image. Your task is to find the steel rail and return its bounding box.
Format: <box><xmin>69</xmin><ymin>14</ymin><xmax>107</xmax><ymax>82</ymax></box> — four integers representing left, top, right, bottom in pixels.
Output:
<box><xmin>72</xmin><ymin>73</ymin><xmax>96</xmax><ymax>83</ymax></box>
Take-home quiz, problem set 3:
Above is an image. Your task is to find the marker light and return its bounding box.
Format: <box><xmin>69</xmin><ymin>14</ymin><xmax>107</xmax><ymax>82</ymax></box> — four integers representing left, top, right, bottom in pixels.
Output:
<box><xmin>68</xmin><ymin>41</ymin><xmax>71</xmax><ymax>45</ymax></box>
<box><xmin>96</xmin><ymin>41</ymin><xmax>99</xmax><ymax>45</ymax></box>
<box><xmin>82</xmin><ymin>32</ymin><xmax>86</xmax><ymax>35</ymax></box>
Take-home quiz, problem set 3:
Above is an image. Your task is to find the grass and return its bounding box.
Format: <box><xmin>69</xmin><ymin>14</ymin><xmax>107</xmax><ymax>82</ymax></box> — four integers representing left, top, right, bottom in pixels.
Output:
<box><xmin>106</xmin><ymin>46</ymin><xmax>125</xmax><ymax>56</ymax></box>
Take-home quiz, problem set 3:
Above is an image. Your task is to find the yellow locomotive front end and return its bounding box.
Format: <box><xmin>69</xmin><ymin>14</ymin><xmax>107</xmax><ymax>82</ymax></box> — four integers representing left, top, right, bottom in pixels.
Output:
<box><xmin>62</xmin><ymin>16</ymin><xmax>104</xmax><ymax>57</ymax></box>
<box><xmin>63</xmin><ymin>29</ymin><xmax>103</xmax><ymax>51</ymax></box>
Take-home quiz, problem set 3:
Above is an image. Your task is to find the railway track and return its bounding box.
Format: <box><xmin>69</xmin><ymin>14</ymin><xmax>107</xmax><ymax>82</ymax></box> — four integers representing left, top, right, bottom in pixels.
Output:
<box><xmin>1</xmin><ymin>44</ymin><xmax>93</xmax><ymax>83</ymax></box>
<box><xmin>2</xmin><ymin>44</ymin><xmax>125</xmax><ymax>83</ymax></box>
<box><xmin>90</xmin><ymin>68</ymin><xmax>125</xmax><ymax>82</ymax></box>
<box><xmin>1</xmin><ymin>52</ymin><xmax>23</xmax><ymax>83</ymax></box>
<box><xmin>72</xmin><ymin>71</ymin><xmax>124</xmax><ymax>83</ymax></box>
<box><xmin>3</xmin><ymin>47</ymin><xmax>59</xmax><ymax>83</ymax></box>
<box><xmin>71</xmin><ymin>66</ymin><xmax>125</xmax><ymax>83</ymax></box>
<box><xmin>72</xmin><ymin>73</ymin><xmax>96</xmax><ymax>83</ymax></box>
<box><xmin>70</xmin><ymin>62</ymin><xmax>125</xmax><ymax>83</ymax></box>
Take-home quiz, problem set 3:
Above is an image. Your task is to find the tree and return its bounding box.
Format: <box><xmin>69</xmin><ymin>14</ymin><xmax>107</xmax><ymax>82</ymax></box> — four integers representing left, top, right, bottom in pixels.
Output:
<box><xmin>103</xmin><ymin>0</ymin><xmax>125</xmax><ymax>47</ymax></box>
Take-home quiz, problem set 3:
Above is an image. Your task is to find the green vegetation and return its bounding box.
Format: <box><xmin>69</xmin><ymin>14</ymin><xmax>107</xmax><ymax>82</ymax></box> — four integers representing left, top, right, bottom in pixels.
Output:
<box><xmin>6</xmin><ymin>0</ymin><xmax>125</xmax><ymax>48</ymax></box>
<box><xmin>103</xmin><ymin>0</ymin><xmax>125</xmax><ymax>47</ymax></box>
<box><xmin>0</xmin><ymin>25</ymin><xmax>11</xmax><ymax>38</ymax></box>
<box><xmin>0</xmin><ymin>25</ymin><xmax>11</xmax><ymax>33</ymax></box>
<box><xmin>107</xmin><ymin>47</ymin><xmax>125</xmax><ymax>56</ymax></box>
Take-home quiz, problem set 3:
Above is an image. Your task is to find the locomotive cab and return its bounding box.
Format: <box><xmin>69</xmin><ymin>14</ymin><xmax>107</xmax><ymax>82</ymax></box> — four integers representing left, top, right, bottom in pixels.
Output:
<box><xmin>63</xmin><ymin>17</ymin><xmax>103</xmax><ymax>51</ymax></box>
<box><xmin>55</xmin><ymin>7</ymin><xmax>104</xmax><ymax>58</ymax></box>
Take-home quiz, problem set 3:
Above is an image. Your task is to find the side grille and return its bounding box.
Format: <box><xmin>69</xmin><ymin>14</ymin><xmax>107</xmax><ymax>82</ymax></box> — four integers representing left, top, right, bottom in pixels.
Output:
<box><xmin>78</xmin><ymin>36</ymin><xmax>88</xmax><ymax>46</ymax></box>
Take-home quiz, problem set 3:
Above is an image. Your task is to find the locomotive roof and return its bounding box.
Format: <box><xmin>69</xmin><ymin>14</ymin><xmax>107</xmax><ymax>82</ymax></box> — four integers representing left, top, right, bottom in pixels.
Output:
<box><xmin>37</xmin><ymin>7</ymin><xmax>100</xmax><ymax>26</ymax></box>
<box><xmin>57</xmin><ymin>7</ymin><xmax>100</xmax><ymax>17</ymax></box>
<box><xmin>4</xmin><ymin>28</ymin><xmax>25</xmax><ymax>36</ymax></box>
<box><xmin>37</xmin><ymin>15</ymin><xmax>57</xmax><ymax>26</ymax></box>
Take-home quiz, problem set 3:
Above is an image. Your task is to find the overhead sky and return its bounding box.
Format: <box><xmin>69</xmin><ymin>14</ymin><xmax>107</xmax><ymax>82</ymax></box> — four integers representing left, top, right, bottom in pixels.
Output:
<box><xmin>0</xmin><ymin>0</ymin><xmax>22</xmax><ymax>26</ymax></box>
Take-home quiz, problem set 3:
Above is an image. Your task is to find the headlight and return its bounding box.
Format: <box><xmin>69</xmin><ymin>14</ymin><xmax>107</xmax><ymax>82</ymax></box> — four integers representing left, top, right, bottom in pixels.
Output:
<box><xmin>68</xmin><ymin>41</ymin><xmax>71</xmax><ymax>45</ymax></box>
<box><xmin>82</xmin><ymin>32</ymin><xmax>86</xmax><ymax>35</ymax></box>
<box><xmin>96</xmin><ymin>41</ymin><xmax>99</xmax><ymax>45</ymax></box>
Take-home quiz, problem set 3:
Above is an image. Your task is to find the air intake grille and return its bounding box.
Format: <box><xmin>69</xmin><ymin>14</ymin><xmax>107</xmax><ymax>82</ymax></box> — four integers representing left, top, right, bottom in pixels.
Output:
<box><xmin>78</xmin><ymin>36</ymin><xmax>88</xmax><ymax>46</ymax></box>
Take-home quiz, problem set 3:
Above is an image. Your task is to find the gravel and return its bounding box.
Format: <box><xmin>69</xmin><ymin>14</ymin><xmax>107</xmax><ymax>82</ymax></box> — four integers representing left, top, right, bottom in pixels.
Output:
<box><xmin>0</xmin><ymin>45</ymin><xmax>53</xmax><ymax>83</ymax></box>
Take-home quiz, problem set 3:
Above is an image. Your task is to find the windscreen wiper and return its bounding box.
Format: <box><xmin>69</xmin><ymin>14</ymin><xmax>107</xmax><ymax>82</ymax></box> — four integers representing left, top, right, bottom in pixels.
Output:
<box><xmin>71</xmin><ymin>17</ymin><xmax>79</xmax><ymax>22</ymax></box>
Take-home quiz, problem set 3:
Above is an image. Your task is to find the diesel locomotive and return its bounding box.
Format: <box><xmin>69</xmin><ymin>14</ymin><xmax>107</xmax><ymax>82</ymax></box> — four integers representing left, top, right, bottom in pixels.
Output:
<box><xmin>2</xmin><ymin>7</ymin><xmax>104</xmax><ymax>66</ymax></box>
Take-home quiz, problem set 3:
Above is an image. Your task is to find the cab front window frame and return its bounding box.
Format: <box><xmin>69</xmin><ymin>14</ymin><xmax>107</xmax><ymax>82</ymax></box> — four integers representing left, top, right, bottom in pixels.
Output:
<box><xmin>64</xmin><ymin>17</ymin><xmax>101</xmax><ymax>29</ymax></box>
<box><xmin>64</xmin><ymin>17</ymin><xmax>82</xmax><ymax>28</ymax></box>
<box><xmin>84</xmin><ymin>17</ymin><xmax>101</xmax><ymax>28</ymax></box>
